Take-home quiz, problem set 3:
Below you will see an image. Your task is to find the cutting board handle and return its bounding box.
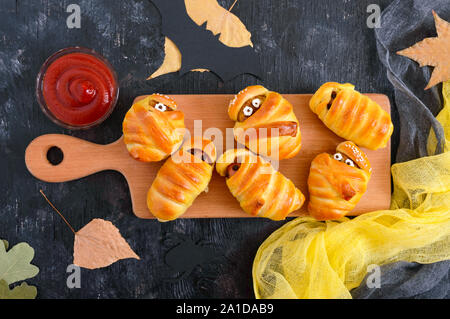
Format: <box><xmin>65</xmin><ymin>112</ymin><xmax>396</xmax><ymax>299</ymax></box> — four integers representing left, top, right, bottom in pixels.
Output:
<box><xmin>25</xmin><ymin>134</ymin><xmax>125</xmax><ymax>183</ymax></box>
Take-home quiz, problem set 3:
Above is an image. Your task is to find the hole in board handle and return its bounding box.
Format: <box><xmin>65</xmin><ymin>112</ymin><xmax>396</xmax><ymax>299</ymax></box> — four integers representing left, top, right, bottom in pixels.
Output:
<box><xmin>47</xmin><ymin>146</ymin><xmax>64</xmax><ymax>166</ymax></box>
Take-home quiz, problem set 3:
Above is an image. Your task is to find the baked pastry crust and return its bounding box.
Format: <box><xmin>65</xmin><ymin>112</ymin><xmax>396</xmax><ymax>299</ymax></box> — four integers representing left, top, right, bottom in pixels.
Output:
<box><xmin>228</xmin><ymin>85</ymin><xmax>302</xmax><ymax>160</ymax></box>
<box><xmin>217</xmin><ymin>149</ymin><xmax>305</xmax><ymax>220</ymax></box>
<box><xmin>307</xmin><ymin>141</ymin><xmax>372</xmax><ymax>221</ymax></box>
<box><xmin>309</xmin><ymin>82</ymin><xmax>393</xmax><ymax>150</ymax></box>
<box><xmin>123</xmin><ymin>94</ymin><xmax>185</xmax><ymax>162</ymax></box>
<box><xmin>147</xmin><ymin>137</ymin><xmax>216</xmax><ymax>222</ymax></box>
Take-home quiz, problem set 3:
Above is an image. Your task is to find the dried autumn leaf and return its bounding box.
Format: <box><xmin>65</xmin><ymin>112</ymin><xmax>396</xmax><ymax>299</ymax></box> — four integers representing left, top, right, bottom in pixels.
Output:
<box><xmin>185</xmin><ymin>0</ymin><xmax>253</xmax><ymax>47</ymax></box>
<box><xmin>0</xmin><ymin>279</ymin><xmax>37</xmax><ymax>299</ymax></box>
<box><xmin>74</xmin><ymin>219</ymin><xmax>140</xmax><ymax>270</ymax></box>
<box><xmin>149</xmin><ymin>38</ymin><xmax>184</xmax><ymax>79</ymax></box>
<box><xmin>40</xmin><ymin>191</ymin><xmax>140</xmax><ymax>271</ymax></box>
<box><xmin>0</xmin><ymin>242</ymin><xmax>39</xmax><ymax>285</ymax></box>
<box><xmin>148</xmin><ymin>0</ymin><xmax>253</xmax><ymax>79</ymax></box>
<box><xmin>397</xmin><ymin>11</ymin><xmax>450</xmax><ymax>90</ymax></box>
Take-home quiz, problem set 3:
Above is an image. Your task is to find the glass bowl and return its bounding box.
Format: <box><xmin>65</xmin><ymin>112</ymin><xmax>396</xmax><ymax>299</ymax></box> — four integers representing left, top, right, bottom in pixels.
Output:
<box><xmin>36</xmin><ymin>47</ymin><xmax>119</xmax><ymax>130</ymax></box>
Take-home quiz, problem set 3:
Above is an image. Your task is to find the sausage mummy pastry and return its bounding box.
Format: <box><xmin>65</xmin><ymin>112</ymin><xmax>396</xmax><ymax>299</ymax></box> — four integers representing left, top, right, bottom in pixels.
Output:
<box><xmin>307</xmin><ymin>141</ymin><xmax>372</xmax><ymax>221</ymax></box>
<box><xmin>147</xmin><ymin>137</ymin><xmax>216</xmax><ymax>222</ymax></box>
<box><xmin>216</xmin><ymin>149</ymin><xmax>305</xmax><ymax>221</ymax></box>
<box><xmin>228</xmin><ymin>85</ymin><xmax>302</xmax><ymax>160</ymax></box>
<box><xmin>123</xmin><ymin>94</ymin><xmax>185</xmax><ymax>162</ymax></box>
<box><xmin>309</xmin><ymin>82</ymin><xmax>393</xmax><ymax>150</ymax></box>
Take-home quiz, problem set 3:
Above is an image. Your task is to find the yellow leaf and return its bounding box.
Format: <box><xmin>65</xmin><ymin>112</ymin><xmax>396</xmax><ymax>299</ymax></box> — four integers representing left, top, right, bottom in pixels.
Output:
<box><xmin>149</xmin><ymin>38</ymin><xmax>183</xmax><ymax>80</ymax></box>
<box><xmin>148</xmin><ymin>0</ymin><xmax>253</xmax><ymax>79</ymax></box>
<box><xmin>185</xmin><ymin>0</ymin><xmax>253</xmax><ymax>48</ymax></box>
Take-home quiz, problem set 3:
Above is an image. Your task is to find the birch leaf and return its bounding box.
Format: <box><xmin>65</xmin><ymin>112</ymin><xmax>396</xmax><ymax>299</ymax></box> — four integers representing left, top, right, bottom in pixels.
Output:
<box><xmin>0</xmin><ymin>242</ymin><xmax>39</xmax><ymax>285</ymax></box>
<box><xmin>74</xmin><ymin>219</ymin><xmax>140</xmax><ymax>270</ymax></box>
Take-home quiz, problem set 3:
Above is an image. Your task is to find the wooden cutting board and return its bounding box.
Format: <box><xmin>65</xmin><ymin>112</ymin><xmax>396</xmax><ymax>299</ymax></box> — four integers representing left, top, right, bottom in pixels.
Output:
<box><xmin>25</xmin><ymin>94</ymin><xmax>391</xmax><ymax>219</ymax></box>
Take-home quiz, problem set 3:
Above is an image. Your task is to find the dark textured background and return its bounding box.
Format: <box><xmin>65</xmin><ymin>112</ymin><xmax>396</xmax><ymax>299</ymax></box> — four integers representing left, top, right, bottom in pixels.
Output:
<box><xmin>0</xmin><ymin>0</ymin><xmax>398</xmax><ymax>298</ymax></box>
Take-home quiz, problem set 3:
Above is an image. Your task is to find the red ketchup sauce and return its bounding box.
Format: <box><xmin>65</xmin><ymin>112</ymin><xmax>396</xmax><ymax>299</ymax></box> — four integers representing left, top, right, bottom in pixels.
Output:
<box><xmin>40</xmin><ymin>50</ymin><xmax>118</xmax><ymax>128</ymax></box>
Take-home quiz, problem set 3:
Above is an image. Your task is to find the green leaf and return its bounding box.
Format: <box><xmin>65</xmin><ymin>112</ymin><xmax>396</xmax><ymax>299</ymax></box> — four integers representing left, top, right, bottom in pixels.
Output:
<box><xmin>0</xmin><ymin>280</ymin><xmax>37</xmax><ymax>299</ymax></box>
<box><xmin>1</xmin><ymin>240</ymin><xmax>8</xmax><ymax>250</ymax></box>
<box><xmin>0</xmin><ymin>242</ymin><xmax>39</xmax><ymax>285</ymax></box>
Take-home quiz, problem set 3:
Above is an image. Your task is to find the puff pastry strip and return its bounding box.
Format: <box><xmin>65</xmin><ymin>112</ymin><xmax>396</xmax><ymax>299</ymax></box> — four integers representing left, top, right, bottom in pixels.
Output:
<box><xmin>147</xmin><ymin>137</ymin><xmax>216</xmax><ymax>222</ymax></box>
<box><xmin>309</xmin><ymin>82</ymin><xmax>393</xmax><ymax>150</ymax></box>
<box><xmin>217</xmin><ymin>149</ymin><xmax>305</xmax><ymax>220</ymax></box>
<box><xmin>307</xmin><ymin>141</ymin><xmax>372</xmax><ymax>221</ymax></box>
<box><xmin>228</xmin><ymin>85</ymin><xmax>302</xmax><ymax>160</ymax></box>
<box><xmin>123</xmin><ymin>94</ymin><xmax>185</xmax><ymax>162</ymax></box>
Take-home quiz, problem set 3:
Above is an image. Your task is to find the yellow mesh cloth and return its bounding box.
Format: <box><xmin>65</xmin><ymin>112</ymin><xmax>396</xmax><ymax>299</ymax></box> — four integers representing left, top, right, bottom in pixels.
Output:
<box><xmin>428</xmin><ymin>81</ymin><xmax>450</xmax><ymax>154</ymax></box>
<box><xmin>253</xmin><ymin>81</ymin><xmax>450</xmax><ymax>299</ymax></box>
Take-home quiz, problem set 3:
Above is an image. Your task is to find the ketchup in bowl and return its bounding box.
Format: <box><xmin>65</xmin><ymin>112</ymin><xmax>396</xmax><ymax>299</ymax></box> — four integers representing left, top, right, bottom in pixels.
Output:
<box><xmin>36</xmin><ymin>47</ymin><xmax>119</xmax><ymax>129</ymax></box>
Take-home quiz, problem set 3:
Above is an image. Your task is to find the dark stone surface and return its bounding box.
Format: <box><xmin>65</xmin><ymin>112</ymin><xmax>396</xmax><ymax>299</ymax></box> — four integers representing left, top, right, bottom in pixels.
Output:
<box><xmin>0</xmin><ymin>0</ymin><xmax>396</xmax><ymax>298</ymax></box>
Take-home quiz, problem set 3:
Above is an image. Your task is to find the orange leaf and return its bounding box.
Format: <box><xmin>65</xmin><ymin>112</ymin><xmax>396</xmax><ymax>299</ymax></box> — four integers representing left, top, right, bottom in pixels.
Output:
<box><xmin>73</xmin><ymin>219</ymin><xmax>140</xmax><ymax>270</ymax></box>
<box><xmin>397</xmin><ymin>11</ymin><xmax>450</xmax><ymax>90</ymax></box>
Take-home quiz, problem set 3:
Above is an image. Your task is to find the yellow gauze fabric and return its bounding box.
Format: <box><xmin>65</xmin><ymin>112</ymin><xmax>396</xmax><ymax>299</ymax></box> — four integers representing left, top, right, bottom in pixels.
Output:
<box><xmin>253</xmin><ymin>81</ymin><xmax>450</xmax><ymax>299</ymax></box>
<box><xmin>428</xmin><ymin>81</ymin><xmax>450</xmax><ymax>154</ymax></box>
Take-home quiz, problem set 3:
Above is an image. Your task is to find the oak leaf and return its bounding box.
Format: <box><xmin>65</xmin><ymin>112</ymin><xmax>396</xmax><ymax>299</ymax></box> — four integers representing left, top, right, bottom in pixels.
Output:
<box><xmin>0</xmin><ymin>242</ymin><xmax>39</xmax><ymax>285</ymax></box>
<box><xmin>397</xmin><ymin>11</ymin><xmax>450</xmax><ymax>90</ymax></box>
<box><xmin>73</xmin><ymin>219</ymin><xmax>140</xmax><ymax>270</ymax></box>
<box><xmin>0</xmin><ymin>280</ymin><xmax>37</xmax><ymax>299</ymax></box>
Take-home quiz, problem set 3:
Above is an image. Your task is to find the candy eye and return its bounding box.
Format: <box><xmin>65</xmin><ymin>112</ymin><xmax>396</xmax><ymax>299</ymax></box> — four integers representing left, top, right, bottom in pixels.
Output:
<box><xmin>243</xmin><ymin>106</ymin><xmax>254</xmax><ymax>117</ymax></box>
<box><xmin>252</xmin><ymin>98</ymin><xmax>261</xmax><ymax>108</ymax></box>
<box><xmin>155</xmin><ymin>103</ymin><xmax>167</xmax><ymax>112</ymax></box>
<box><xmin>345</xmin><ymin>159</ymin><xmax>355</xmax><ymax>167</ymax></box>
<box><xmin>333</xmin><ymin>153</ymin><xmax>343</xmax><ymax>161</ymax></box>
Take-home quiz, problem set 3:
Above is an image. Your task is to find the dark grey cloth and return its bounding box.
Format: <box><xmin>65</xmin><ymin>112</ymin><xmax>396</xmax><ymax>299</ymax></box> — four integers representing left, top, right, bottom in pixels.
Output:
<box><xmin>353</xmin><ymin>261</ymin><xmax>450</xmax><ymax>299</ymax></box>
<box><xmin>375</xmin><ymin>0</ymin><xmax>448</xmax><ymax>162</ymax></box>
<box><xmin>352</xmin><ymin>0</ymin><xmax>450</xmax><ymax>299</ymax></box>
